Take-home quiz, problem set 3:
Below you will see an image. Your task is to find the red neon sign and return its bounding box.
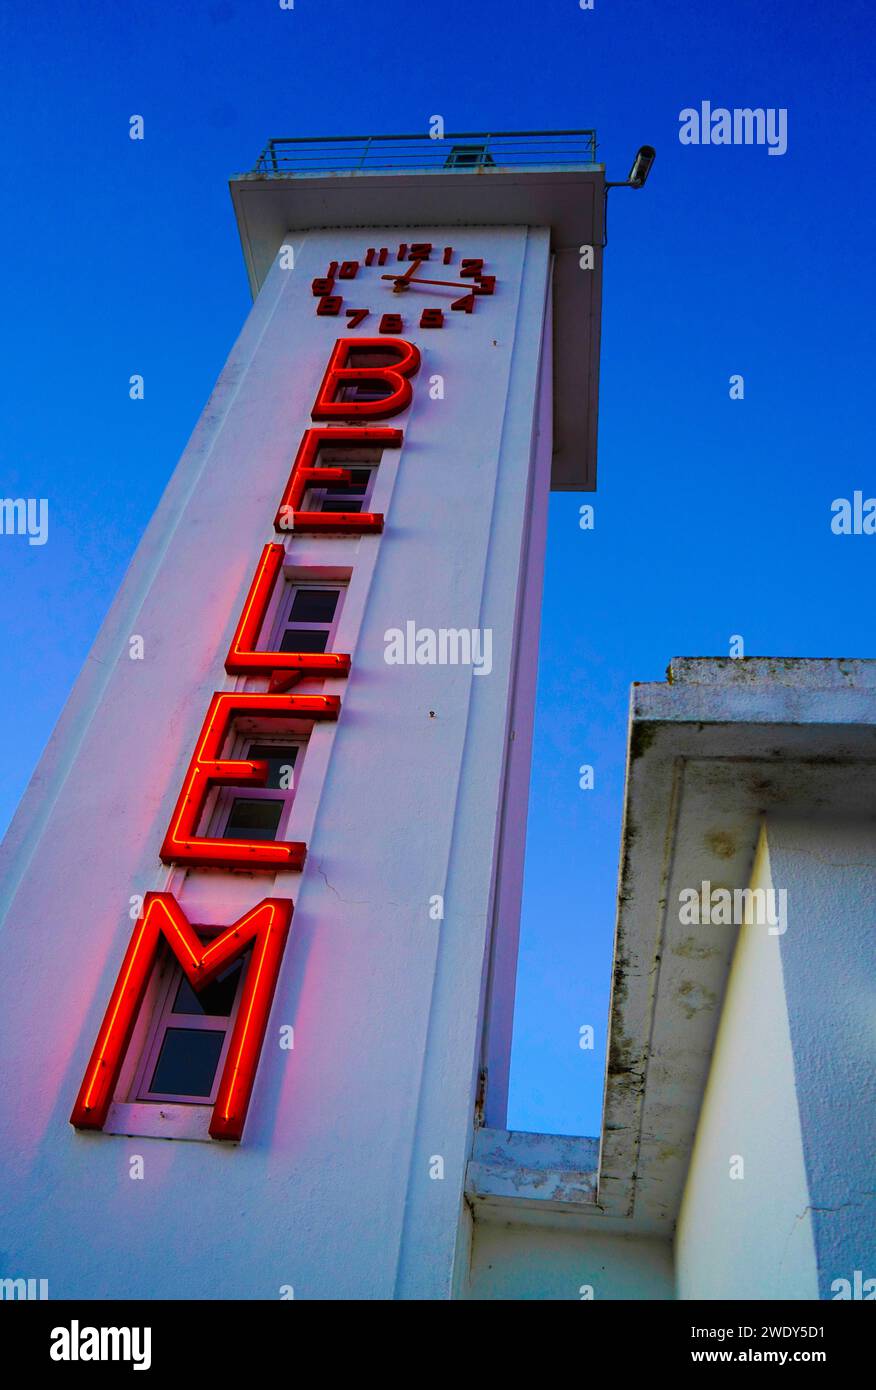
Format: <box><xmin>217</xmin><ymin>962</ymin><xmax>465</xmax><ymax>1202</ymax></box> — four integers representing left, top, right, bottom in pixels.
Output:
<box><xmin>75</xmin><ymin>327</ymin><xmax>424</xmax><ymax>1140</ymax></box>
<box><xmin>273</xmin><ymin>425</ymin><xmax>402</xmax><ymax>535</ymax></box>
<box><xmin>70</xmin><ymin>893</ymin><xmax>292</xmax><ymax>1141</ymax></box>
<box><xmin>225</xmin><ymin>543</ymin><xmax>352</xmax><ymax>681</ymax></box>
<box><xmin>310</xmin><ymin>337</ymin><xmax>421</xmax><ymax>419</ymax></box>
<box><xmin>159</xmin><ymin>690</ymin><xmax>339</xmax><ymax>870</ymax></box>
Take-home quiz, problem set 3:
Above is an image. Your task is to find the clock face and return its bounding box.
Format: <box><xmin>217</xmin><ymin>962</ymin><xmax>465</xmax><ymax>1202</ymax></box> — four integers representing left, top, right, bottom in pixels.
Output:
<box><xmin>310</xmin><ymin>241</ymin><xmax>496</xmax><ymax>332</ymax></box>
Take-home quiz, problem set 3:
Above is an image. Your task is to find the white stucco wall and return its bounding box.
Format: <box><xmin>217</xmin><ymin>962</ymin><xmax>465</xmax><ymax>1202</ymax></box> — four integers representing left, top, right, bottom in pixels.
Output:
<box><xmin>0</xmin><ymin>224</ymin><xmax>552</xmax><ymax>1299</ymax></box>
<box><xmin>465</xmin><ymin>1221</ymin><xmax>674</xmax><ymax>1300</ymax></box>
<box><xmin>766</xmin><ymin>816</ymin><xmax>876</xmax><ymax>1300</ymax></box>
<box><xmin>676</xmin><ymin>827</ymin><xmax>818</xmax><ymax>1299</ymax></box>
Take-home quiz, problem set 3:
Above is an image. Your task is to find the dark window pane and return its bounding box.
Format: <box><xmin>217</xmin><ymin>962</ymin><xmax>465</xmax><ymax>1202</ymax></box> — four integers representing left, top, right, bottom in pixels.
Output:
<box><xmin>326</xmin><ymin>482</ymin><xmax>367</xmax><ymax>498</ymax></box>
<box><xmin>320</xmin><ymin>448</ymin><xmax>382</xmax><ymax>465</ymax></box>
<box><xmin>288</xmin><ymin>589</ymin><xmax>339</xmax><ymax>624</ymax></box>
<box><xmin>173</xmin><ymin>960</ymin><xmax>243</xmax><ymax>1017</ymax></box>
<box><xmin>246</xmin><ymin>744</ymin><xmax>299</xmax><ymax>788</ymax></box>
<box><xmin>149</xmin><ymin>1027</ymin><xmax>225</xmax><ymax>1098</ymax></box>
<box><xmin>316</xmin><ymin>466</ymin><xmax>372</xmax><ymax>491</ymax></box>
<box><xmin>321</xmin><ymin>499</ymin><xmax>363</xmax><ymax>513</ymax></box>
<box><xmin>280</xmin><ymin>628</ymin><xmax>329</xmax><ymax>654</ymax></box>
<box><xmin>330</xmin><ymin>468</ymin><xmax>371</xmax><ymax>491</ymax></box>
<box><xmin>340</xmin><ymin>383</ymin><xmax>391</xmax><ymax>402</ymax></box>
<box><xmin>224</xmin><ymin>798</ymin><xmax>283</xmax><ymax>839</ymax></box>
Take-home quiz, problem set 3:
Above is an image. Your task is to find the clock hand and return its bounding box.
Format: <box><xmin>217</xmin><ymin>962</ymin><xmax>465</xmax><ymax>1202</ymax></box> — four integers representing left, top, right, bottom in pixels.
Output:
<box><xmin>381</xmin><ymin>274</ymin><xmax>491</xmax><ymax>292</ymax></box>
<box><xmin>384</xmin><ymin>259</ymin><xmax>423</xmax><ymax>291</ymax></box>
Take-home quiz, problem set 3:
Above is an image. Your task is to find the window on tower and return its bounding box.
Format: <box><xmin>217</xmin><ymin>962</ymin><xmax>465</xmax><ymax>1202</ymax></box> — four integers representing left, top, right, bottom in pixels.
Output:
<box><xmin>336</xmin><ymin>349</ymin><xmax>403</xmax><ymax>404</ymax></box>
<box><xmin>215</xmin><ymin>737</ymin><xmax>302</xmax><ymax>845</ymax></box>
<box><xmin>133</xmin><ymin>948</ymin><xmax>249</xmax><ymax>1105</ymax></box>
<box><xmin>278</xmin><ymin>584</ymin><xmax>343</xmax><ymax>651</ymax></box>
<box><xmin>305</xmin><ymin>466</ymin><xmax>376</xmax><ymax>514</ymax></box>
<box><xmin>303</xmin><ymin>448</ymin><xmax>382</xmax><ymax>514</ymax></box>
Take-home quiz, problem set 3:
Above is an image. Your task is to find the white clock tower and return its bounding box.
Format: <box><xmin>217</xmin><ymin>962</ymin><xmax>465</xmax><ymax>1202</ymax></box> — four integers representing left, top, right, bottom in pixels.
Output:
<box><xmin>0</xmin><ymin>132</ymin><xmax>605</xmax><ymax>1299</ymax></box>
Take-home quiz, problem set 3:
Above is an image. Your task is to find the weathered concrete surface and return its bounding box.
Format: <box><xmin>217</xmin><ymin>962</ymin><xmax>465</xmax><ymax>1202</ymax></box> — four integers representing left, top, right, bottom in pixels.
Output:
<box><xmin>601</xmin><ymin>658</ymin><xmax>876</xmax><ymax>1234</ymax></box>
<box><xmin>466</xmin><ymin>1127</ymin><xmax>599</xmax><ymax>1210</ymax></box>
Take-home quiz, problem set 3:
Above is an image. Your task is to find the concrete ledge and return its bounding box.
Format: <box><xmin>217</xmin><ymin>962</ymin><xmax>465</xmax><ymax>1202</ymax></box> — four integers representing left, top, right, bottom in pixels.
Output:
<box><xmin>466</xmin><ymin>1128</ymin><xmax>599</xmax><ymax>1216</ymax></box>
<box><xmin>636</xmin><ymin>658</ymin><xmax>876</xmax><ymax>729</ymax></box>
<box><xmin>667</xmin><ymin>656</ymin><xmax>876</xmax><ymax>689</ymax></box>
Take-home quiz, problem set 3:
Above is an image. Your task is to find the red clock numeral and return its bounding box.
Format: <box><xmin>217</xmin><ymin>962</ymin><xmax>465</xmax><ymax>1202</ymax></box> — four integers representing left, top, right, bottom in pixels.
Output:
<box><xmin>365</xmin><ymin>248</ymin><xmax>376</xmax><ymax>265</ymax></box>
<box><xmin>443</xmin><ymin>246</ymin><xmax>453</xmax><ymax>264</ymax></box>
<box><xmin>327</xmin><ymin>261</ymin><xmax>339</xmax><ymax>278</ymax></box>
<box><xmin>409</xmin><ymin>243</ymin><xmax>432</xmax><ymax>261</ymax></box>
<box><xmin>474</xmin><ymin>275</ymin><xmax>496</xmax><ymax>295</ymax></box>
<box><xmin>460</xmin><ymin>259</ymin><xmax>484</xmax><ymax>278</ymax></box>
<box><xmin>451</xmin><ymin>294</ymin><xmax>475</xmax><ymax>314</ymax></box>
<box><xmin>379</xmin><ymin>313</ymin><xmax>403</xmax><ymax>333</ymax></box>
<box><xmin>317</xmin><ymin>295</ymin><xmax>343</xmax><ymax>316</ymax></box>
<box><xmin>346</xmin><ymin>309</ymin><xmax>370</xmax><ymax>328</ymax></box>
<box><xmin>339</xmin><ymin>261</ymin><xmax>359</xmax><ymax>279</ymax></box>
<box><xmin>419</xmin><ymin>308</ymin><xmax>444</xmax><ymax>328</ymax></box>
<box><xmin>377</xmin><ymin>248</ymin><xmax>389</xmax><ymax>265</ymax></box>
<box><xmin>398</xmin><ymin>244</ymin><xmax>408</xmax><ymax>261</ymax></box>
<box><xmin>312</xmin><ymin>277</ymin><xmax>335</xmax><ymax>297</ymax></box>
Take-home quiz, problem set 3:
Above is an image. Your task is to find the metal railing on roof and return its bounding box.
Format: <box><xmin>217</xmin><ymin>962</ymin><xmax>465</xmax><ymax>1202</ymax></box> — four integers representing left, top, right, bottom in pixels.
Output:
<box><xmin>252</xmin><ymin>130</ymin><xmax>598</xmax><ymax>175</ymax></box>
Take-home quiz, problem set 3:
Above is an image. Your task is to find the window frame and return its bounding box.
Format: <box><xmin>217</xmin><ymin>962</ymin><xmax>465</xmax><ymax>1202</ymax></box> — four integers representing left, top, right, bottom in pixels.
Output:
<box><xmin>206</xmin><ymin>730</ymin><xmax>307</xmax><ymax>847</ymax></box>
<box><xmin>269</xmin><ymin>578</ymin><xmax>346</xmax><ymax>656</ymax></box>
<box><xmin>302</xmin><ymin>465</ymin><xmax>378</xmax><ymax>515</ymax></box>
<box><xmin>336</xmin><ymin>348</ymin><xmax>407</xmax><ymax>403</ymax></box>
<box><xmin>130</xmin><ymin>938</ymin><xmax>250</xmax><ymax>1107</ymax></box>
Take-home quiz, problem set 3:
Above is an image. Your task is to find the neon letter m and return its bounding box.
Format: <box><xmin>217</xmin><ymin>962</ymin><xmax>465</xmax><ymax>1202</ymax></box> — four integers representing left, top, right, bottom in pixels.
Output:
<box><xmin>70</xmin><ymin>892</ymin><xmax>292</xmax><ymax>1141</ymax></box>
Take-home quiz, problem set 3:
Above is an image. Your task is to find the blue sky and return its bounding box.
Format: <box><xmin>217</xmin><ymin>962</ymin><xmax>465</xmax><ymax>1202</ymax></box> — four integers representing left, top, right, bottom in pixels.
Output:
<box><xmin>1</xmin><ymin>0</ymin><xmax>873</xmax><ymax>1135</ymax></box>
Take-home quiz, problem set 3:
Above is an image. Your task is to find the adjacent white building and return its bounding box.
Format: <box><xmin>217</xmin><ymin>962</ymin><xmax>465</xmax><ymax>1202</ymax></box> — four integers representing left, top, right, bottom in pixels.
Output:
<box><xmin>467</xmin><ymin>657</ymin><xmax>875</xmax><ymax>1300</ymax></box>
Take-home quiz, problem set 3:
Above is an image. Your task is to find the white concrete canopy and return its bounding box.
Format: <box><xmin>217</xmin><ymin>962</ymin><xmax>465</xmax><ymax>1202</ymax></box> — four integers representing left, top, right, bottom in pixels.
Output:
<box><xmin>600</xmin><ymin>657</ymin><xmax>876</xmax><ymax>1232</ymax></box>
